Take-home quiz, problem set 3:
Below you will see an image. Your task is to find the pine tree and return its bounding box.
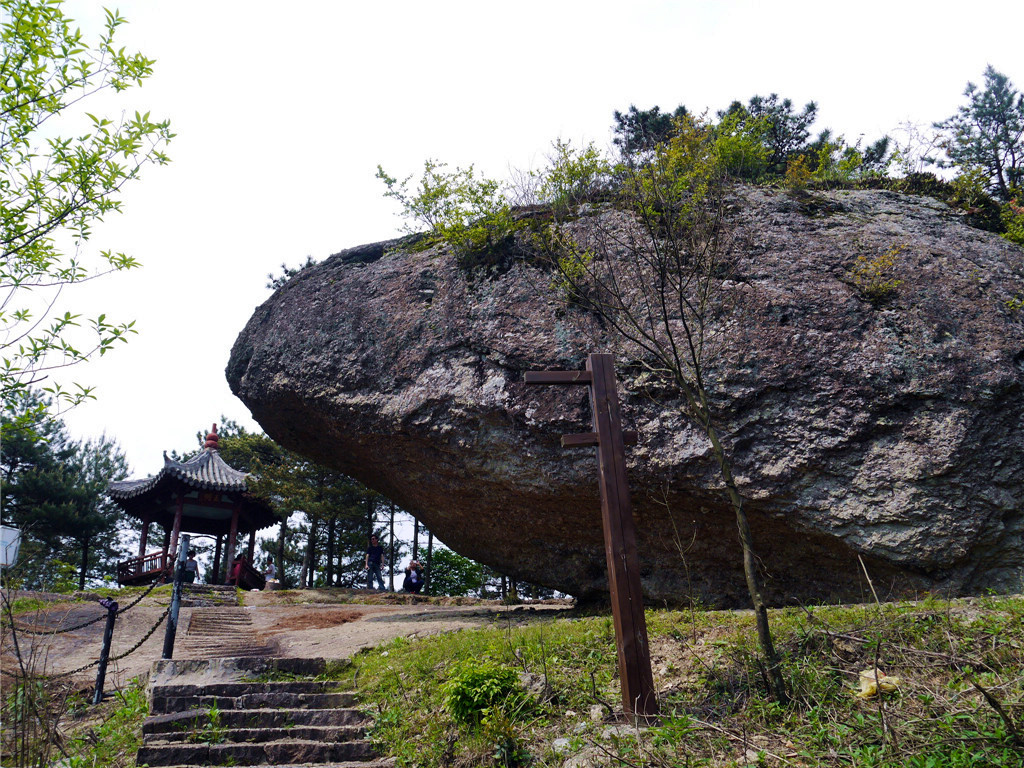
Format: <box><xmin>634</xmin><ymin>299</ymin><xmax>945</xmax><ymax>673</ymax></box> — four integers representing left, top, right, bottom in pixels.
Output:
<box><xmin>1</xmin><ymin>391</ymin><xmax>128</xmax><ymax>588</ymax></box>
<box><xmin>935</xmin><ymin>66</ymin><xmax>1024</xmax><ymax>200</ymax></box>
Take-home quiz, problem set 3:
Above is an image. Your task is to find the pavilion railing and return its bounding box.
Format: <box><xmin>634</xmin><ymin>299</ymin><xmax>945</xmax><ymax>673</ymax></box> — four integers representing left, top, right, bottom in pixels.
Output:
<box><xmin>116</xmin><ymin>551</ymin><xmax>170</xmax><ymax>585</ymax></box>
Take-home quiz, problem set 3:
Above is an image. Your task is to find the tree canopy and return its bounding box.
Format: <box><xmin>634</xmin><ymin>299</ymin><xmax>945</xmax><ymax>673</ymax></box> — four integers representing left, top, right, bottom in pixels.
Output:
<box><xmin>612</xmin><ymin>104</ymin><xmax>689</xmax><ymax>157</ymax></box>
<box><xmin>0</xmin><ymin>0</ymin><xmax>173</xmax><ymax>436</ymax></box>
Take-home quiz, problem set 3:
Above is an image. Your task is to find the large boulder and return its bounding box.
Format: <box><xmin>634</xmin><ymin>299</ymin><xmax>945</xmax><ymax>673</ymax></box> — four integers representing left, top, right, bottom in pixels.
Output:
<box><xmin>227</xmin><ymin>187</ymin><xmax>1024</xmax><ymax>606</ymax></box>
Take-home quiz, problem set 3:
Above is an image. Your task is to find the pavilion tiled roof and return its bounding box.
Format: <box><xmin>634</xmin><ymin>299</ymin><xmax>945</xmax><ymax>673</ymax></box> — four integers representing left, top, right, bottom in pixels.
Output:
<box><xmin>108</xmin><ymin>449</ymin><xmax>252</xmax><ymax>500</ymax></box>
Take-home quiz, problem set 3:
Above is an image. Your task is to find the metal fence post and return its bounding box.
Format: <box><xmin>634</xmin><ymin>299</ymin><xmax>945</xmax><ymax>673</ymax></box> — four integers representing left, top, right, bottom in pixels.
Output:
<box><xmin>161</xmin><ymin>534</ymin><xmax>189</xmax><ymax>660</ymax></box>
<box><xmin>92</xmin><ymin>597</ymin><xmax>119</xmax><ymax>705</ymax></box>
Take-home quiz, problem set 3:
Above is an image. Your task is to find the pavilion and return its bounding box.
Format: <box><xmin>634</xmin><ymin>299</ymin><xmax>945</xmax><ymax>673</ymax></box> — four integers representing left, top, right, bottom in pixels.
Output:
<box><xmin>108</xmin><ymin>425</ymin><xmax>276</xmax><ymax>590</ymax></box>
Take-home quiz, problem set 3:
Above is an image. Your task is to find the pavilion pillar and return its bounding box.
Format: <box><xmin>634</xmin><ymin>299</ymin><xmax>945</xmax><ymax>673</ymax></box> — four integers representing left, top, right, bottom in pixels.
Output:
<box><xmin>138</xmin><ymin>513</ymin><xmax>151</xmax><ymax>557</ymax></box>
<box><xmin>247</xmin><ymin>528</ymin><xmax>256</xmax><ymax>561</ymax></box>
<box><xmin>162</xmin><ymin>526</ymin><xmax>170</xmax><ymax>557</ymax></box>
<box><xmin>168</xmin><ymin>493</ymin><xmax>184</xmax><ymax>559</ymax></box>
<box><xmin>225</xmin><ymin>501</ymin><xmax>240</xmax><ymax>581</ymax></box>
<box><xmin>212</xmin><ymin>534</ymin><xmax>223</xmax><ymax>586</ymax></box>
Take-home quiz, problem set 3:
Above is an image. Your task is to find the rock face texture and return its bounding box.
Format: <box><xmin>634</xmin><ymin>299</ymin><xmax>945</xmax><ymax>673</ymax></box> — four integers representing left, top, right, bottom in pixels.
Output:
<box><xmin>228</xmin><ymin>188</ymin><xmax>1024</xmax><ymax>606</ymax></box>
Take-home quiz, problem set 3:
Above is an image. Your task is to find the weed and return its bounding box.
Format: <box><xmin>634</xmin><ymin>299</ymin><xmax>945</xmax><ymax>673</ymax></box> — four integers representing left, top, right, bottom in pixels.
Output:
<box><xmin>851</xmin><ymin>244</ymin><xmax>906</xmax><ymax>304</ymax></box>
<box><xmin>192</xmin><ymin>702</ymin><xmax>226</xmax><ymax>744</ymax></box>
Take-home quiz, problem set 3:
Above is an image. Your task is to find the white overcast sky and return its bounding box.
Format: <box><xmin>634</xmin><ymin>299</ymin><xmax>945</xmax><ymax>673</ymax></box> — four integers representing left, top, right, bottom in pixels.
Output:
<box><xmin>37</xmin><ymin>0</ymin><xmax>1024</xmax><ymax>476</ymax></box>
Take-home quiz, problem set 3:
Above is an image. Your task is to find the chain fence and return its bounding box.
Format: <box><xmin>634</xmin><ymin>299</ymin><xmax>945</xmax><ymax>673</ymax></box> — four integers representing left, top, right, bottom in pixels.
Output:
<box><xmin>29</xmin><ymin>606</ymin><xmax>171</xmax><ymax>680</ymax></box>
<box><xmin>2</xmin><ymin>577</ymin><xmax>165</xmax><ymax>636</ymax></box>
<box><xmin>3</xmin><ymin>577</ymin><xmax>176</xmax><ymax>681</ymax></box>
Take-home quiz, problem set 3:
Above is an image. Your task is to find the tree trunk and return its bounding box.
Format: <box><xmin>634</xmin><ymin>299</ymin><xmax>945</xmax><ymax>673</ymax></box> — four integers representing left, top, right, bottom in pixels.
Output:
<box><xmin>326</xmin><ymin>517</ymin><xmax>336</xmax><ymax>586</ymax></box>
<box><xmin>388</xmin><ymin>503</ymin><xmax>396</xmax><ymax>592</ymax></box>
<box><xmin>299</xmin><ymin>516</ymin><xmax>318</xmax><ymax>588</ymax></box>
<box><xmin>366</xmin><ymin>495</ymin><xmax>375</xmax><ymax>538</ymax></box>
<box><xmin>276</xmin><ymin>517</ymin><xmax>287</xmax><ymax>587</ymax></box>
<box><xmin>500</xmin><ymin>574</ymin><xmax>507</xmax><ymax>601</ymax></box>
<box><xmin>425</xmin><ymin>530</ymin><xmax>434</xmax><ymax>594</ymax></box>
<box><xmin>703</xmin><ymin>410</ymin><xmax>788</xmax><ymax>704</ymax></box>
<box><xmin>78</xmin><ymin>540</ymin><xmax>89</xmax><ymax>591</ymax></box>
<box><xmin>412</xmin><ymin>517</ymin><xmax>419</xmax><ymax>561</ymax></box>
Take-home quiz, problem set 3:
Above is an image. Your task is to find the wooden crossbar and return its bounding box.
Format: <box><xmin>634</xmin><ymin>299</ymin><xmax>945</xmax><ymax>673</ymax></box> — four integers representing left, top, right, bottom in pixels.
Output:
<box><xmin>524</xmin><ymin>370</ymin><xmax>593</xmax><ymax>385</ymax></box>
<box><xmin>561</xmin><ymin>431</ymin><xmax>639</xmax><ymax>447</ymax></box>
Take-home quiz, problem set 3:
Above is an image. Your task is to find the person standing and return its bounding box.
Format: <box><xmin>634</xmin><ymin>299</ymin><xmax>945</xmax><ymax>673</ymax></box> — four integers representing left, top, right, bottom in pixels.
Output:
<box><xmin>183</xmin><ymin>550</ymin><xmax>199</xmax><ymax>584</ymax></box>
<box><xmin>365</xmin><ymin>535</ymin><xmax>386</xmax><ymax>591</ymax></box>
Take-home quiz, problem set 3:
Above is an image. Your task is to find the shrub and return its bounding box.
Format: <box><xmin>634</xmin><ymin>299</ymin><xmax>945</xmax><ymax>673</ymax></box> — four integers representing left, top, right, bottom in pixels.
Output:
<box><xmin>784</xmin><ymin>154</ymin><xmax>812</xmax><ymax>190</ymax></box>
<box><xmin>714</xmin><ymin>111</ymin><xmax>770</xmax><ymax>181</ymax></box>
<box><xmin>534</xmin><ymin>139</ymin><xmax>611</xmax><ymax>212</ymax></box>
<box><xmin>441</xmin><ymin>662</ymin><xmax>524</xmax><ymax>726</ymax></box>
<box><xmin>851</xmin><ymin>244</ymin><xmax>905</xmax><ymax>304</ymax></box>
<box><xmin>1002</xmin><ymin>195</ymin><xmax>1024</xmax><ymax>246</ymax></box>
<box><xmin>376</xmin><ymin>159</ymin><xmax>517</xmax><ymax>257</ymax></box>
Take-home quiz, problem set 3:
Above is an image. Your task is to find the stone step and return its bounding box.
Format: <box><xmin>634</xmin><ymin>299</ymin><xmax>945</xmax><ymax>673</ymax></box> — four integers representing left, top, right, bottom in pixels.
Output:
<box><xmin>188</xmin><ymin>620</ymin><xmax>252</xmax><ymax>627</ymax></box>
<box><xmin>181</xmin><ymin>586</ymin><xmax>240</xmax><ymax>608</ymax></box>
<box><xmin>176</xmin><ymin>646</ymin><xmax>279</xmax><ymax>660</ymax></box>
<box><xmin>152</xmin><ymin>681</ymin><xmax>343</xmax><ymax>698</ymax></box>
<box><xmin>154</xmin><ymin>763</ymin><xmax>391</xmax><ymax>768</ymax></box>
<box><xmin>150</xmin><ymin>691</ymin><xmax>358</xmax><ymax>714</ymax></box>
<box><xmin>136</xmin><ymin>738</ymin><xmax>376</xmax><ymax>766</ymax></box>
<box><xmin>187</xmin><ymin>639</ymin><xmax>271</xmax><ymax>648</ymax></box>
<box><xmin>182</xmin><ymin>598</ymin><xmax>240</xmax><ymax>606</ymax></box>
<box><xmin>143</xmin><ymin>707</ymin><xmax>367</xmax><ymax>735</ymax></box>
<box><xmin>146</xmin><ymin>724</ymin><xmax>366</xmax><ymax>745</ymax></box>
<box><xmin>183</xmin><ymin>626</ymin><xmax>258</xmax><ymax>634</ymax></box>
<box><xmin>151</xmin><ymin>656</ymin><xmax>331</xmax><ymax>684</ymax></box>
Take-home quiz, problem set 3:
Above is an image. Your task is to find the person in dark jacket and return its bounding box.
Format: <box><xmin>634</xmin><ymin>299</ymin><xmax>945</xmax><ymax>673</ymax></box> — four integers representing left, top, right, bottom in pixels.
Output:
<box><xmin>365</xmin><ymin>535</ymin><xmax>385</xmax><ymax>591</ymax></box>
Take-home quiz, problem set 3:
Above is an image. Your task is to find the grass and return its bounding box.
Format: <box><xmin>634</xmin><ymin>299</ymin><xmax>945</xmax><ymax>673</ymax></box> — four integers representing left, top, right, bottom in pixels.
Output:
<box><xmin>3</xmin><ymin>585</ymin><xmax>154</xmax><ymax>616</ymax></box>
<box><xmin>62</xmin><ymin>679</ymin><xmax>148</xmax><ymax>768</ymax></box>
<box><xmin>1</xmin><ymin>679</ymin><xmax>148</xmax><ymax>768</ymax></box>
<box><xmin>352</xmin><ymin>595</ymin><xmax>1024</xmax><ymax>767</ymax></box>
<box><xmin>5</xmin><ymin>596</ymin><xmax>51</xmax><ymax>615</ymax></box>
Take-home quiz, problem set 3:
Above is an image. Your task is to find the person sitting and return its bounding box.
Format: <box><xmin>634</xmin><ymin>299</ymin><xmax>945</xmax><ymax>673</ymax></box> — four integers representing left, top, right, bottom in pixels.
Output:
<box><xmin>402</xmin><ymin>560</ymin><xmax>424</xmax><ymax>594</ymax></box>
<box><xmin>264</xmin><ymin>558</ymin><xmax>277</xmax><ymax>580</ymax></box>
<box><xmin>227</xmin><ymin>554</ymin><xmax>245</xmax><ymax>586</ymax></box>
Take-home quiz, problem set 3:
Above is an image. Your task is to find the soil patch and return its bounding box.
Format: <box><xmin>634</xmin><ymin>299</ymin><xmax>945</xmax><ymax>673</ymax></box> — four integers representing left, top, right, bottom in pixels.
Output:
<box><xmin>264</xmin><ymin>607</ymin><xmax>364</xmax><ymax>632</ymax></box>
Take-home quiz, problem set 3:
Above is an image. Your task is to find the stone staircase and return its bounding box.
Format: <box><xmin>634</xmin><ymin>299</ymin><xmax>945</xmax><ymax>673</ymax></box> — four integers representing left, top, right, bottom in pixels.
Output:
<box><xmin>182</xmin><ymin>584</ymin><xmax>241</xmax><ymax>608</ymax></box>
<box><xmin>139</xmin><ymin>657</ymin><xmax>388</xmax><ymax>768</ymax></box>
<box><xmin>178</xmin><ymin>586</ymin><xmax>276</xmax><ymax>659</ymax></box>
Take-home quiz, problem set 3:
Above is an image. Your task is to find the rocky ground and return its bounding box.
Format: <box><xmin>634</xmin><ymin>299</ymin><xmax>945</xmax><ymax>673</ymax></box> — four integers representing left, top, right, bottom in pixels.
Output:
<box><xmin>0</xmin><ymin>587</ymin><xmax>571</xmax><ymax>693</ymax></box>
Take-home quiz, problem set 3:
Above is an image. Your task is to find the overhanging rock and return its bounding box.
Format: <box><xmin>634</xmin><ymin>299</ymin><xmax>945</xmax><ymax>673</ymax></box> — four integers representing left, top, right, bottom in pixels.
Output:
<box><xmin>228</xmin><ymin>187</ymin><xmax>1024</xmax><ymax>606</ymax></box>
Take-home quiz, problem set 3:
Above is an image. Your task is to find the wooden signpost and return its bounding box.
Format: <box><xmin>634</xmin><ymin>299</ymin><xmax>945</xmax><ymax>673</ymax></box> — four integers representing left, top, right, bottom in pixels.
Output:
<box><xmin>526</xmin><ymin>353</ymin><xmax>658</xmax><ymax>717</ymax></box>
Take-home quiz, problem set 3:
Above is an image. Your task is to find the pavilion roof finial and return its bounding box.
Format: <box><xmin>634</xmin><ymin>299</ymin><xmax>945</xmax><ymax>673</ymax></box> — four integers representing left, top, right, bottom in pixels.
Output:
<box><xmin>204</xmin><ymin>423</ymin><xmax>219</xmax><ymax>451</ymax></box>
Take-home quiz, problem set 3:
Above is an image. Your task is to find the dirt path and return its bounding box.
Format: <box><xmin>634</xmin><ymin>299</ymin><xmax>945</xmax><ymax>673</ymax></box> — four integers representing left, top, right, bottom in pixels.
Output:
<box><xmin>1</xmin><ymin>590</ymin><xmax>570</xmax><ymax>694</ymax></box>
